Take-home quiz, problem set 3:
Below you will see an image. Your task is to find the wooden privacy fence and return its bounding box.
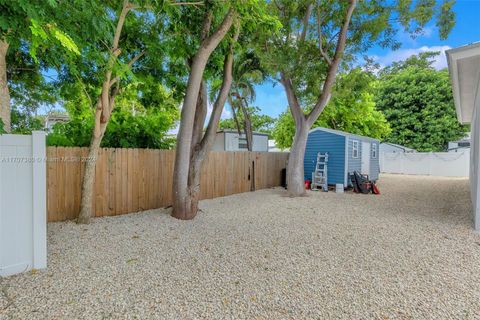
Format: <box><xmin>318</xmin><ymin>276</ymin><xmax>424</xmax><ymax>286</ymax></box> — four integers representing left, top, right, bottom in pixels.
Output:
<box><xmin>47</xmin><ymin>147</ymin><xmax>289</xmax><ymax>222</ymax></box>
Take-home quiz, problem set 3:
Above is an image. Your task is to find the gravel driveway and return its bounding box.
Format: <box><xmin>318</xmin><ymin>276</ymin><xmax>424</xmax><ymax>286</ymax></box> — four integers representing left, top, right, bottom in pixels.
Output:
<box><xmin>1</xmin><ymin>174</ymin><xmax>479</xmax><ymax>319</ymax></box>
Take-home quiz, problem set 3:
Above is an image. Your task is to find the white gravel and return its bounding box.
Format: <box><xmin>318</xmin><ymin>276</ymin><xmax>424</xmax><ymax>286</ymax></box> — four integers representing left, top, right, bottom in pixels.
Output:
<box><xmin>1</xmin><ymin>174</ymin><xmax>480</xmax><ymax>319</ymax></box>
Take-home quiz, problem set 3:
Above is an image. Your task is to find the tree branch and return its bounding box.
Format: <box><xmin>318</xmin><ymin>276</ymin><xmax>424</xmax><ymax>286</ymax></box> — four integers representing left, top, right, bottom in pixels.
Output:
<box><xmin>317</xmin><ymin>7</ymin><xmax>332</xmax><ymax>65</ymax></box>
<box><xmin>197</xmin><ymin>22</ymin><xmax>239</xmax><ymax>155</ymax></box>
<box><xmin>273</xmin><ymin>0</ymin><xmax>283</xmax><ymax>11</ymax></box>
<box><xmin>300</xmin><ymin>3</ymin><xmax>313</xmax><ymax>42</ymax></box>
<box><xmin>108</xmin><ymin>51</ymin><xmax>145</xmax><ymax>89</ymax></box>
<box><xmin>170</xmin><ymin>1</ymin><xmax>204</xmax><ymax>5</ymax></box>
<box><xmin>101</xmin><ymin>0</ymin><xmax>131</xmax><ymax>114</ymax></box>
<box><xmin>128</xmin><ymin>50</ymin><xmax>145</xmax><ymax>68</ymax></box>
<box><xmin>201</xmin><ymin>8</ymin><xmax>236</xmax><ymax>54</ymax></box>
<box><xmin>280</xmin><ymin>72</ymin><xmax>306</xmax><ymax>125</ymax></box>
<box><xmin>307</xmin><ymin>0</ymin><xmax>357</xmax><ymax>126</ymax></box>
<box><xmin>112</xmin><ymin>0</ymin><xmax>132</xmax><ymax>56</ymax></box>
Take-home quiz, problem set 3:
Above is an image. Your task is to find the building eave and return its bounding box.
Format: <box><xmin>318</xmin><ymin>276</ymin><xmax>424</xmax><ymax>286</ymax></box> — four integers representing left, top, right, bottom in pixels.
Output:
<box><xmin>446</xmin><ymin>42</ymin><xmax>480</xmax><ymax>124</ymax></box>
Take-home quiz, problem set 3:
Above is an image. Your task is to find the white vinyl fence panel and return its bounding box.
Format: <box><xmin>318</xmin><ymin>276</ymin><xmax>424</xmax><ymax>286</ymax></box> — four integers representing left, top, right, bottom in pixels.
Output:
<box><xmin>380</xmin><ymin>150</ymin><xmax>469</xmax><ymax>177</ymax></box>
<box><xmin>0</xmin><ymin>132</ymin><xmax>47</xmax><ymax>277</ymax></box>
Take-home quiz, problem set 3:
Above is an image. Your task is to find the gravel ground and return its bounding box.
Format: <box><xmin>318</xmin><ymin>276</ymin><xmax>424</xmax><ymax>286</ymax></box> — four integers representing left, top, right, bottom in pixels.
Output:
<box><xmin>1</xmin><ymin>174</ymin><xmax>480</xmax><ymax>319</ymax></box>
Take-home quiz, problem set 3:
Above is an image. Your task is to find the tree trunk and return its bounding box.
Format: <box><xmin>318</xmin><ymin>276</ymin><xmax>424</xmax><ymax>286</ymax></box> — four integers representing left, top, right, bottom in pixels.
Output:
<box><xmin>191</xmin><ymin>80</ymin><xmax>208</xmax><ymax>149</ymax></box>
<box><xmin>228</xmin><ymin>96</ymin><xmax>242</xmax><ymax>136</ymax></box>
<box><xmin>172</xmin><ymin>55</ymin><xmax>217</xmax><ymax>220</ymax></box>
<box><xmin>78</xmin><ymin>107</ymin><xmax>107</xmax><ymax>224</ymax></box>
<box><xmin>286</xmin><ymin>122</ymin><xmax>309</xmax><ymax>196</ymax></box>
<box><xmin>185</xmin><ymin>152</ymin><xmax>203</xmax><ymax>217</ymax></box>
<box><xmin>172</xmin><ymin>9</ymin><xmax>235</xmax><ymax>220</ymax></box>
<box><xmin>183</xmin><ymin>83</ymin><xmax>208</xmax><ymax>217</ymax></box>
<box><xmin>77</xmin><ymin>132</ymin><xmax>103</xmax><ymax>224</ymax></box>
<box><xmin>0</xmin><ymin>39</ymin><xmax>10</xmax><ymax>133</ymax></box>
<box><xmin>239</xmin><ymin>99</ymin><xmax>253</xmax><ymax>151</ymax></box>
<box><xmin>232</xmin><ymin>107</ymin><xmax>242</xmax><ymax>136</ymax></box>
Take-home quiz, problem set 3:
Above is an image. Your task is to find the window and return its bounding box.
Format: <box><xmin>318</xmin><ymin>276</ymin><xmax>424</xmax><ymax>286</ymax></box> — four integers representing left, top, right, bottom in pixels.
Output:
<box><xmin>352</xmin><ymin>140</ymin><xmax>359</xmax><ymax>158</ymax></box>
<box><xmin>371</xmin><ymin>143</ymin><xmax>377</xmax><ymax>159</ymax></box>
<box><xmin>238</xmin><ymin>137</ymin><xmax>248</xmax><ymax>149</ymax></box>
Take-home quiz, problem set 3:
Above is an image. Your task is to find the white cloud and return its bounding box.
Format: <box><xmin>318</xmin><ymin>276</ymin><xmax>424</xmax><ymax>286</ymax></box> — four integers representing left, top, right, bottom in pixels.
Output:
<box><xmin>373</xmin><ymin>45</ymin><xmax>452</xmax><ymax>70</ymax></box>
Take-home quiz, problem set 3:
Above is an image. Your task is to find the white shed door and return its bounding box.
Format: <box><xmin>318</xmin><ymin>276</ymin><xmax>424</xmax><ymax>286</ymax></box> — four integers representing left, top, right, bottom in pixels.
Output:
<box><xmin>361</xmin><ymin>141</ymin><xmax>371</xmax><ymax>176</ymax></box>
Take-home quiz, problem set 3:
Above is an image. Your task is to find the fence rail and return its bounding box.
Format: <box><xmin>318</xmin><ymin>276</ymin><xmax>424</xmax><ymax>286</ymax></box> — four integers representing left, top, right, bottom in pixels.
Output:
<box><xmin>47</xmin><ymin>147</ymin><xmax>288</xmax><ymax>222</ymax></box>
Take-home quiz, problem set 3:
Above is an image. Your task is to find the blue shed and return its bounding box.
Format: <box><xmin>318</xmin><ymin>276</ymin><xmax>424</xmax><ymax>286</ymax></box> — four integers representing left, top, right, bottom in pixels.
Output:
<box><xmin>304</xmin><ymin>127</ymin><xmax>380</xmax><ymax>187</ymax></box>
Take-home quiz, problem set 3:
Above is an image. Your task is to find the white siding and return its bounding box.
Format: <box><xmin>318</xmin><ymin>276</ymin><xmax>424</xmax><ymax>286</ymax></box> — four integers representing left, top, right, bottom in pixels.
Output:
<box><xmin>212</xmin><ymin>132</ymin><xmax>225</xmax><ymax>151</ymax></box>
<box><xmin>221</xmin><ymin>131</ymin><xmax>269</xmax><ymax>151</ymax></box>
<box><xmin>252</xmin><ymin>135</ymin><xmax>268</xmax><ymax>152</ymax></box>
<box><xmin>471</xmin><ymin>75</ymin><xmax>480</xmax><ymax>230</ymax></box>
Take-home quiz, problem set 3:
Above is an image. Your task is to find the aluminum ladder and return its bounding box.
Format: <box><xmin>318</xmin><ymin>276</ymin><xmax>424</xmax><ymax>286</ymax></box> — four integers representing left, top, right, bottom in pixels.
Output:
<box><xmin>311</xmin><ymin>152</ymin><xmax>328</xmax><ymax>191</ymax></box>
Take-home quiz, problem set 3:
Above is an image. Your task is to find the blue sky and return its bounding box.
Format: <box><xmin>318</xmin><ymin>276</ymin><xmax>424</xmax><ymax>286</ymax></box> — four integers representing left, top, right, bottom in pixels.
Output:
<box><xmin>250</xmin><ymin>0</ymin><xmax>480</xmax><ymax>120</ymax></box>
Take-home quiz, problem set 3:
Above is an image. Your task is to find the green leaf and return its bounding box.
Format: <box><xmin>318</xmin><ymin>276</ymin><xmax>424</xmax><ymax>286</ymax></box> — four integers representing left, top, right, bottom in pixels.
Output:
<box><xmin>51</xmin><ymin>27</ymin><xmax>80</xmax><ymax>55</ymax></box>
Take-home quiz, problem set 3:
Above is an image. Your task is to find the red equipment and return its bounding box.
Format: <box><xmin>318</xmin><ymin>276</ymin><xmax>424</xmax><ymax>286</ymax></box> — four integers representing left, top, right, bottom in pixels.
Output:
<box><xmin>305</xmin><ymin>180</ymin><xmax>311</xmax><ymax>190</ymax></box>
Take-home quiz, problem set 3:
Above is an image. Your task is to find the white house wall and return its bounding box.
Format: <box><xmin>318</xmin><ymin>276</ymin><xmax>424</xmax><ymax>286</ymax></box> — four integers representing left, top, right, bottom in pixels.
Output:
<box><xmin>471</xmin><ymin>72</ymin><xmax>480</xmax><ymax>230</ymax></box>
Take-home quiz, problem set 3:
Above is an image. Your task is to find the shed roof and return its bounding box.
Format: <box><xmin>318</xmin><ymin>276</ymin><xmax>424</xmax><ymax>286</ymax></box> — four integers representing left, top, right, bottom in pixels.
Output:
<box><xmin>309</xmin><ymin>126</ymin><xmax>380</xmax><ymax>142</ymax></box>
<box><xmin>216</xmin><ymin>129</ymin><xmax>269</xmax><ymax>137</ymax></box>
<box><xmin>380</xmin><ymin>142</ymin><xmax>416</xmax><ymax>152</ymax></box>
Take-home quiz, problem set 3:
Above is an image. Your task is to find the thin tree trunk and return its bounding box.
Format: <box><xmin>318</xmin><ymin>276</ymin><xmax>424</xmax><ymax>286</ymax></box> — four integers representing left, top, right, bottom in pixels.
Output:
<box><xmin>77</xmin><ymin>0</ymin><xmax>142</xmax><ymax>224</ymax></box>
<box><xmin>0</xmin><ymin>39</ymin><xmax>10</xmax><ymax>132</ymax></box>
<box><xmin>77</xmin><ymin>115</ymin><xmax>106</xmax><ymax>224</ymax></box>
<box><xmin>239</xmin><ymin>98</ymin><xmax>253</xmax><ymax>151</ymax></box>
<box><xmin>172</xmin><ymin>9</ymin><xmax>235</xmax><ymax>220</ymax></box>
<box><xmin>228</xmin><ymin>96</ymin><xmax>242</xmax><ymax>136</ymax></box>
<box><xmin>231</xmin><ymin>107</ymin><xmax>242</xmax><ymax>136</ymax></box>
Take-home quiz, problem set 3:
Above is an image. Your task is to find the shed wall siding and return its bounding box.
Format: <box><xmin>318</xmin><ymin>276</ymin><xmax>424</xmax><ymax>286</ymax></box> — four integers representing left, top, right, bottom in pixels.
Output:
<box><xmin>369</xmin><ymin>142</ymin><xmax>380</xmax><ymax>181</ymax></box>
<box><xmin>347</xmin><ymin>137</ymin><xmax>362</xmax><ymax>178</ymax></box>
<box><xmin>346</xmin><ymin>137</ymin><xmax>380</xmax><ymax>183</ymax></box>
<box><xmin>304</xmin><ymin>130</ymin><xmax>345</xmax><ymax>185</ymax></box>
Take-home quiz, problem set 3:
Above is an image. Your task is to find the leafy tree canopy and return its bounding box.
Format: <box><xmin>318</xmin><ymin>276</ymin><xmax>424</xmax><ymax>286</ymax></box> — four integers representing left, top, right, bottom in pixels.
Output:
<box><xmin>375</xmin><ymin>52</ymin><xmax>468</xmax><ymax>152</ymax></box>
<box><xmin>272</xmin><ymin>68</ymin><xmax>391</xmax><ymax>149</ymax></box>
<box><xmin>258</xmin><ymin>0</ymin><xmax>455</xmax><ymax>106</ymax></box>
<box><xmin>47</xmin><ymin>76</ymin><xmax>179</xmax><ymax>149</ymax></box>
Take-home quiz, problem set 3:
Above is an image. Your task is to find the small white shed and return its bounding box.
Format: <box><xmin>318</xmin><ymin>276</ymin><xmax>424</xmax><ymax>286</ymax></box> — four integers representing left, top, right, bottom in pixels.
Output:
<box><xmin>447</xmin><ymin>42</ymin><xmax>480</xmax><ymax>230</ymax></box>
<box><xmin>212</xmin><ymin>129</ymin><xmax>269</xmax><ymax>152</ymax></box>
<box><xmin>379</xmin><ymin>142</ymin><xmax>416</xmax><ymax>153</ymax></box>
